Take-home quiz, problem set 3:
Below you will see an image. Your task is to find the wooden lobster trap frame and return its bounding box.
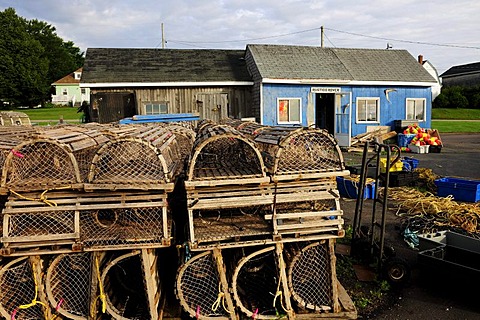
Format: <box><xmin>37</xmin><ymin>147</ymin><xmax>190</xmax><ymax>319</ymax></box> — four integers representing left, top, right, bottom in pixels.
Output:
<box><xmin>45</xmin><ymin>252</ymin><xmax>96</xmax><ymax>320</ymax></box>
<box><xmin>230</xmin><ymin>242</ymin><xmax>357</xmax><ymax>320</ymax></box>
<box><xmin>254</xmin><ymin>126</ymin><xmax>349</xmax><ymax>181</ymax></box>
<box><xmin>265</xmin><ymin>177</ymin><xmax>346</xmax><ymax>241</ymax></box>
<box><xmin>176</xmin><ymin>249</ymin><xmax>236</xmax><ymax>320</ymax></box>
<box><xmin>0</xmin><ymin>190</ymin><xmax>171</xmax><ymax>256</ymax></box>
<box><xmin>86</xmin><ymin>125</ymin><xmax>182</xmax><ymax>191</ymax></box>
<box><xmin>185</xmin><ymin>123</ymin><xmax>272</xmax><ymax>249</ymax></box>
<box><xmin>0</xmin><ymin>255</ymin><xmax>51</xmax><ymax>320</ymax></box>
<box><xmin>98</xmin><ymin>249</ymin><xmax>163</xmax><ymax>320</ymax></box>
<box><xmin>1</xmin><ymin>126</ymin><xmax>110</xmax><ymax>193</ymax></box>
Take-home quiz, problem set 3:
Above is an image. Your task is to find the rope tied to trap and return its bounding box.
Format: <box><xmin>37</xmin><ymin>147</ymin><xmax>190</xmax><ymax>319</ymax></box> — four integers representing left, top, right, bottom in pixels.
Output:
<box><xmin>9</xmin><ymin>186</ymin><xmax>73</xmax><ymax>207</ymax></box>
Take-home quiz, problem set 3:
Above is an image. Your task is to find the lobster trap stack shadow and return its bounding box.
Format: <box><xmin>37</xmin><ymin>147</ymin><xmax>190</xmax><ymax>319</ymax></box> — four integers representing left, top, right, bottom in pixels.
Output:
<box><xmin>174</xmin><ymin>119</ymin><xmax>357</xmax><ymax>319</ymax></box>
<box><xmin>0</xmin><ymin>123</ymin><xmax>196</xmax><ymax>320</ymax></box>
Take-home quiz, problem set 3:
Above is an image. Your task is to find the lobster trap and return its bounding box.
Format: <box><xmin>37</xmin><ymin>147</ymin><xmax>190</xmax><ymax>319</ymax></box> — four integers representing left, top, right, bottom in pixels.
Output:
<box><xmin>187</xmin><ymin>123</ymin><xmax>267</xmax><ymax>181</ymax></box>
<box><xmin>184</xmin><ymin>123</ymin><xmax>272</xmax><ymax>249</ymax></box>
<box><xmin>1</xmin><ymin>190</ymin><xmax>171</xmax><ymax>255</ymax></box>
<box><xmin>0</xmin><ymin>255</ymin><xmax>50</xmax><ymax>320</ymax></box>
<box><xmin>285</xmin><ymin>241</ymin><xmax>338</xmax><ymax>313</ymax></box>
<box><xmin>229</xmin><ymin>242</ymin><xmax>356</xmax><ymax>319</ymax></box>
<box><xmin>176</xmin><ymin>249</ymin><xmax>236</xmax><ymax>319</ymax></box>
<box><xmin>1</xmin><ymin>125</ymin><xmax>110</xmax><ymax>192</ymax></box>
<box><xmin>99</xmin><ymin>249</ymin><xmax>163</xmax><ymax>320</ymax></box>
<box><xmin>86</xmin><ymin>124</ymin><xmax>182</xmax><ymax>191</ymax></box>
<box><xmin>254</xmin><ymin>126</ymin><xmax>348</xmax><ymax>180</ymax></box>
<box><xmin>231</xmin><ymin>245</ymin><xmax>293</xmax><ymax>319</ymax></box>
<box><xmin>45</xmin><ymin>252</ymin><xmax>95</xmax><ymax>320</ymax></box>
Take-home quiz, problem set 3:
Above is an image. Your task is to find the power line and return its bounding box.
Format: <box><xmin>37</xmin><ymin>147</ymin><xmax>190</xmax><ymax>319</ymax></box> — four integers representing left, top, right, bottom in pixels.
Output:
<box><xmin>167</xmin><ymin>27</ymin><xmax>321</xmax><ymax>44</ymax></box>
<box><xmin>166</xmin><ymin>25</ymin><xmax>480</xmax><ymax>51</ymax></box>
<box><xmin>324</xmin><ymin>27</ymin><xmax>480</xmax><ymax>50</ymax></box>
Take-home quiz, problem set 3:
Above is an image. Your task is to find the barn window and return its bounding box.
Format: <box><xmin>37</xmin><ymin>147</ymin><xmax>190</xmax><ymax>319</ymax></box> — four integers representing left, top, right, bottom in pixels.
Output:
<box><xmin>406</xmin><ymin>98</ymin><xmax>426</xmax><ymax>121</ymax></box>
<box><xmin>144</xmin><ymin>102</ymin><xmax>168</xmax><ymax>115</ymax></box>
<box><xmin>277</xmin><ymin>98</ymin><xmax>301</xmax><ymax>124</ymax></box>
<box><xmin>356</xmin><ymin>98</ymin><xmax>379</xmax><ymax>123</ymax></box>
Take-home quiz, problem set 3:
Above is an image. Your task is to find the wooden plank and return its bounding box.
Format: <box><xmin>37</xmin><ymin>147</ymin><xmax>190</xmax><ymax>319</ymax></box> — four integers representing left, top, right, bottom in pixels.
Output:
<box><xmin>274</xmin><ymin>219</ymin><xmax>344</xmax><ymax>231</ymax></box>
<box><xmin>271</xmin><ymin>170</ymin><xmax>351</xmax><ymax>182</ymax></box>
<box><xmin>264</xmin><ymin>210</ymin><xmax>342</xmax><ymax>220</ymax></box>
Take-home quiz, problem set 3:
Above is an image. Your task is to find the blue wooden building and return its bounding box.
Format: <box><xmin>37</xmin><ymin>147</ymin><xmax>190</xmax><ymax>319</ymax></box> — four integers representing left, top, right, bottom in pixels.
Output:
<box><xmin>245</xmin><ymin>45</ymin><xmax>438</xmax><ymax>147</ymax></box>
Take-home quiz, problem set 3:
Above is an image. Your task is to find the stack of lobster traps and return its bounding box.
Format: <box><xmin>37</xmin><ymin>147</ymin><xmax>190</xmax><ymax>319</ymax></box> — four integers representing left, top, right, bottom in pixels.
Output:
<box><xmin>175</xmin><ymin>119</ymin><xmax>356</xmax><ymax>319</ymax></box>
<box><xmin>0</xmin><ymin>122</ymin><xmax>195</xmax><ymax>320</ymax></box>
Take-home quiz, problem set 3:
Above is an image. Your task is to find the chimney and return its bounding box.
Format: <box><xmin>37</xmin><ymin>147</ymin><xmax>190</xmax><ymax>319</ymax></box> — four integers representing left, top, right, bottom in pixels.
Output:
<box><xmin>418</xmin><ymin>55</ymin><xmax>424</xmax><ymax>65</ymax></box>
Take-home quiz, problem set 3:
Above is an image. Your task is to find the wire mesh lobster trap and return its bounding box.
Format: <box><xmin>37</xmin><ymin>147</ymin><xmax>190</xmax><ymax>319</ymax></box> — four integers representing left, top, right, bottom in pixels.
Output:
<box><xmin>1</xmin><ymin>190</ymin><xmax>81</xmax><ymax>254</ymax></box>
<box><xmin>78</xmin><ymin>191</ymin><xmax>171</xmax><ymax>251</ymax></box>
<box><xmin>45</xmin><ymin>252</ymin><xmax>94</xmax><ymax>320</ymax></box>
<box><xmin>285</xmin><ymin>241</ymin><xmax>340</xmax><ymax>314</ymax></box>
<box><xmin>266</xmin><ymin>178</ymin><xmax>345</xmax><ymax>241</ymax></box>
<box><xmin>1</xmin><ymin>125</ymin><xmax>111</xmax><ymax>192</ymax></box>
<box><xmin>187</xmin><ymin>123</ymin><xmax>267</xmax><ymax>181</ymax></box>
<box><xmin>231</xmin><ymin>246</ymin><xmax>291</xmax><ymax>319</ymax></box>
<box><xmin>1</xmin><ymin>190</ymin><xmax>171</xmax><ymax>255</ymax></box>
<box><xmin>254</xmin><ymin>126</ymin><xmax>348</xmax><ymax>180</ymax></box>
<box><xmin>0</xmin><ymin>255</ymin><xmax>50</xmax><ymax>320</ymax></box>
<box><xmin>87</xmin><ymin>124</ymin><xmax>182</xmax><ymax>190</ymax></box>
<box><xmin>176</xmin><ymin>249</ymin><xmax>236</xmax><ymax>319</ymax></box>
<box><xmin>99</xmin><ymin>249</ymin><xmax>162</xmax><ymax>320</ymax></box>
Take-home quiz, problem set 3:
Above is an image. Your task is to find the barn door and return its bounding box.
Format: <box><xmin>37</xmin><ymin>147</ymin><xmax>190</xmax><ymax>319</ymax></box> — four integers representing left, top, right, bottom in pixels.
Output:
<box><xmin>90</xmin><ymin>92</ymin><xmax>135</xmax><ymax>123</ymax></box>
<box><xmin>196</xmin><ymin>93</ymin><xmax>228</xmax><ymax>122</ymax></box>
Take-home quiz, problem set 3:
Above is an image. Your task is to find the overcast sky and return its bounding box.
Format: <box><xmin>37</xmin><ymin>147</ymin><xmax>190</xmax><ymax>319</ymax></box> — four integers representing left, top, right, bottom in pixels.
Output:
<box><xmin>2</xmin><ymin>0</ymin><xmax>480</xmax><ymax>74</ymax></box>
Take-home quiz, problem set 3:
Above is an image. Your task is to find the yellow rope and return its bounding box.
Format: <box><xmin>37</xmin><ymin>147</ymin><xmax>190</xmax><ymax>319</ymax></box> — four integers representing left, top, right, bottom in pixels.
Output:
<box><xmin>15</xmin><ymin>262</ymin><xmax>48</xmax><ymax>319</ymax></box>
<box><xmin>9</xmin><ymin>186</ymin><xmax>72</xmax><ymax>207</ymax></box>
<box><xmin>211</xmin><ymin>283</ymin><xmax>233</xmax><ymax>314</ymax></box>
<box><xmin>90</xmin><ymin>256</ymin><xmax>107</xmax><ymax>317</ymax></box>
<box><xmin>272</xmin><ymin>270</ymin><xmax>288</xmax><ymax>313</ymax></box>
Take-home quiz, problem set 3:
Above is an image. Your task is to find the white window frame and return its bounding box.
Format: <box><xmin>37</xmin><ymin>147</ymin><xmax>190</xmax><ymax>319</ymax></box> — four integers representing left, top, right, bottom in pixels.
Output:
<box><xmin>143</xmin><ymin>102</ymin><xmax>169</xmax><ymax>115</ymax></box>
<box><xmin>406</xmin><ymin>98</ymin><xmax>426</xmax><ymax>122</ymax></box>
<box><xmin>356</xmin><ymin>97</ymin><xmax>380</xmax><ymax>123</ymax></box>
<box><xmin>277</xmin><ymin>98</ymin><xmax>302</xmax><ymax>124</ymax></box>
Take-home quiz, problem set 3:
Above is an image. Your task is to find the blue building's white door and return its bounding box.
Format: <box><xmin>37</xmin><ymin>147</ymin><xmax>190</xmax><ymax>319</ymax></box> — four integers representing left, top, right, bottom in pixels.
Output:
<box><xmin>334</xmin><ymin>93</ymin><xmax>351</xmax><ymax>147</ymax></box>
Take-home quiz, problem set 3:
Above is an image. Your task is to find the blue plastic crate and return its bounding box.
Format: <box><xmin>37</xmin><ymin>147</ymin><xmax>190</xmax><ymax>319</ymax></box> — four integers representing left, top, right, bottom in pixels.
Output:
<box><xmin>397</xmin><ymin>133</ymin><xmax>416</xmax><ymax>147</ymax></box>
<box><xmin>435</xmin><ymin>177</ymin><xmax>480</xmax><ymax>202</ymax></box>
<box><xmin>336</xmin><ymin>176</ymin><xmax>376</xmax><ymax>199</ymax></box>
<box><xmin>401</xmin><ymin>157</ymin><xmax>419</xmax><ymax>171</ymax></box>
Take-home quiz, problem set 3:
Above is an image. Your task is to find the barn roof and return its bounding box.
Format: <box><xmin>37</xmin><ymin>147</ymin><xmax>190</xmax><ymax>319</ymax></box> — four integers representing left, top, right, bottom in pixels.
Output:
<box><xmin>440</xmin><ymin>62</ymin><xmax>480</xmax><ymax>78</ymax></box>
<box><xmin>81</xmin><ymin>48</ymin><xmax>252</xmax><ymax>86</ymax></box>
<box><xmin>246</xmin><ymin>44</ymin><xmax>437</xmax><ymax>84</ymax></box>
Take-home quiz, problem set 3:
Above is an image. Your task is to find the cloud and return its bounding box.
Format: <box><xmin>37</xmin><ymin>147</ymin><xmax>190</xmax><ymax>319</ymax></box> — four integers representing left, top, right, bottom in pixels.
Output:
<box><xmin>2</xmin><ymin>0</ymin><xmax>480</xmax><ymax>73</ymax></box>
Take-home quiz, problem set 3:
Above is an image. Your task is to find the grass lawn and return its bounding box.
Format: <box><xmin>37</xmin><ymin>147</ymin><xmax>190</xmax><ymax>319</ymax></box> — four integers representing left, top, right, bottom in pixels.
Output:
<box><xmin>13</xmin><ymin>106</ymin><xmax>480</xmax><ymax>132</ymax></box>
<box><xmin>16</xmin><ymin>106</ymin><xmax>82</xmax><ymax>125</ymax></box>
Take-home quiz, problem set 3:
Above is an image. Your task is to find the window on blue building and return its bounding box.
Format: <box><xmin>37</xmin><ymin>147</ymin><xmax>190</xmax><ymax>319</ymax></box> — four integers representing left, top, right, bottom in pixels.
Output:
<box><xmin>278</xmin><ymin>98</ymin><xmax>301</xmax><ymax>124</ymax></box>
<box><xmin>356</xmin><ymin>98</ymin><xmax>379</xmax><ymax>123</ymax></box>
<box><xmin>406</xmin><ymin>98</ymin><xmax>426</xmax><ymax>121</ymax></box>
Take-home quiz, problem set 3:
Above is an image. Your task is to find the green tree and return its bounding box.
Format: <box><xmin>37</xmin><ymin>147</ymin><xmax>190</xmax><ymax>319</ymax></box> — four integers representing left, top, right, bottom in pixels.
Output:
<box><xmin>0</xmin><ymin>8</ymin><xmax>84</xmax><ymax>108</ymax></box>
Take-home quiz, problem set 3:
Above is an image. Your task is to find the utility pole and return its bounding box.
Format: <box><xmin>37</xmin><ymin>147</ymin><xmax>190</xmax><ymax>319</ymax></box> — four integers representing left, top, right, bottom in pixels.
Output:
<box><xmin>161</xmin><ymin>22</ymin><xmax>165</xmax><ymax>49</ymax></box>
<box><xmin>320</xmin><ymin>26</ymin><xmax>324</xmax><ymax>48</ymax></box>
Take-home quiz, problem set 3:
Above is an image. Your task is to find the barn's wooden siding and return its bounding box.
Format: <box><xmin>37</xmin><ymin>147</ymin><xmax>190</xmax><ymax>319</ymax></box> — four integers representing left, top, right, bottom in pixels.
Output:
<box><xmin>90</xmin><ymin>86</ymin><xmax>253</xmax><ymax>123</ymax></box>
